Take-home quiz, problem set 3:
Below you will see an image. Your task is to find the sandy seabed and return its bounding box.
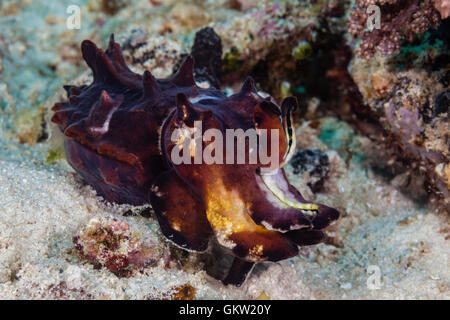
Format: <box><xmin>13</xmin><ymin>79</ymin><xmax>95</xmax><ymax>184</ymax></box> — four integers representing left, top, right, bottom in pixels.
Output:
<box><xmin>0</xmin><ymin>0</ymin><xmax>448</xmax><ymax>300</ymax></box>
<box><xmin>0</xmin><ymin>129</ymin><xmax>448</xmax><ymax>299</ymax></box>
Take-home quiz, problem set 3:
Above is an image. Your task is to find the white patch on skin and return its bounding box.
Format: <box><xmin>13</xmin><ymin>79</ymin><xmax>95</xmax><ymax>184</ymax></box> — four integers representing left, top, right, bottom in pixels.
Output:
<box><xmin>261</xmin><ymin>220</ymin><xmax>276</xmax><ymax>231</ymax></box>
<box><xmin>161</xmin><ymin>226</ymin><xmax>210</xmax><ymax>253</ymax></box>
<box><xmin>256</xmin><ymin>176</ymin><xmax>291</xmax><ymax>210</ymax></box>
<box><xmin>189</xmin><ymin>95</ymin><xmax>221</xmax><ymax>104</ymax></box>
<box><xmin>195</xmin><ymin>81</ymin><xmax>211</xmax><ymax>89</ymax></box>
<box><xmin>215</xmin><ymin>233</ymin><xmax>237</xmax><ymax>250</ymax></box>
<box><xmin>250</xmin><ymin>92</ymin><xmax>260</xmax><ymax>100</ymax></box>
<box><xmin>300</xmin><ymin>210</ymin><xmax>316</xmax><ymax>219</ymax></box>
<box><xmin>163</xmin><ymin>237</ymin><xmax>209</xmax><ymax>253</ymax></box>
<box><xmin>289</xmin><ymin>223</ymin><xmax>310</xmax><ymax>230</ymax></box>
<box><xmin>158</xmin><ymin>109</ymin><xmax>176</xmax><ymax>156</ymax></box>
<box><xmin>260</xmin><ymin>170</ymin><xmax>318</xmax><ymax>212</ymax></box>
<box><xmin>88</xmin><ymin>104</ymin><xmax>120</xmax><ymax>135</ymax></box>
<box><xmin>171</xmin><ymin>221</ymin><xmax>181</xmax><ymax>232</ymax></box>
<box><xmin>261</xmin><ymin>220</ymin><xmax>310</xmax><ymax>232</ymax></box>
<box><xmin>151</xmin><ymin>185</ymin><xmax>165</xmax><ymax>197</ymax></box>
<box><xmin>328</xmin><ymin>219</ymin><xmax>338</xmax><ymax>226</ymax></box>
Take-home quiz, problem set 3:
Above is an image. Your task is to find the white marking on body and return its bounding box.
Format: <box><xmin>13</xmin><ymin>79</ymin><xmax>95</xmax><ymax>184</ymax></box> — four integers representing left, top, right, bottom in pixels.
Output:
<box><xmin>88</xmin><ymin>104</ymin><xmax>120</xmax><ymax>134</ymax></box>
<box><xmin>188</xmin><ymin>95</ymin><xmax>221</xmax><ymax>104</ymax></box>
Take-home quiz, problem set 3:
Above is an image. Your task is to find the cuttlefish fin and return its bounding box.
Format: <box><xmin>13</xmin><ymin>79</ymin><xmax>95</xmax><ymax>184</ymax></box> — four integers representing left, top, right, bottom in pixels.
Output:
<box><xmin>150</xmin><ymin>170</ymin><xmax>213</xmax><ymax>252</ymax></box>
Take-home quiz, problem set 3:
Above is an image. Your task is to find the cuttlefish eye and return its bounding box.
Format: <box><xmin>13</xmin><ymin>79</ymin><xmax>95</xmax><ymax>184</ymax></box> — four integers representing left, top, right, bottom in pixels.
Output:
<box><xmin>253</xmin><ymin>97</ymin><xmax>298</xmax><ymax>171</ymax></box>
<box><xmin>279</xmin><ymin>97</ymin><xmax>298</xmax><ymax>168</ymax></box>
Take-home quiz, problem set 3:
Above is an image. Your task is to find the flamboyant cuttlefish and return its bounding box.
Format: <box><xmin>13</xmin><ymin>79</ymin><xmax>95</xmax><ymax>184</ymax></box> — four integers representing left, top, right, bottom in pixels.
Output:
<box><xmin>51</xmin><ymin>35</ymin><xmax>339</xmax><ymax>286</ymax></box>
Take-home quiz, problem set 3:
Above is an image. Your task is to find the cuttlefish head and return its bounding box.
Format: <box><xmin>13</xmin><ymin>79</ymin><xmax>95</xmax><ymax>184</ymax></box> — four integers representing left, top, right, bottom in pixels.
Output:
<box><xmin>161</xmin><ymin>77</ymin><xmax>339</xmax><ymax>262</ymax></box>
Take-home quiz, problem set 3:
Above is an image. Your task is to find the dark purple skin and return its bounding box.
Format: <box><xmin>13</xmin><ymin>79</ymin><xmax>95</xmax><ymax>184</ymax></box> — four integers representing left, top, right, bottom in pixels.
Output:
<box><xmin>52</xmin><ymin>35</ymin><xmax>339</xmax><ymax>286</ymax></box>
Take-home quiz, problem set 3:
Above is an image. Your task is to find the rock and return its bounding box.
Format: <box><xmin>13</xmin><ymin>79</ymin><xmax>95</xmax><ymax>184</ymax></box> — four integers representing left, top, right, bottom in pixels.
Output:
<box><xmin>371</xmin><ymin>72</ymin><xmax>393</xmax><ymax>99</ymax></box>
<box><xmin>191</xmin><ymin>27</ymin><xmax>223</xmax><ymax>89</ymax></box>
<box><xmin>433</xmin><ymin>90</ymin><xmax>450</xmax><ymax>116</ymax></box>
<box><xmin>290</xmin><ymin>149</ymin><xmax>330</xmax><ymax>193</ymax></box>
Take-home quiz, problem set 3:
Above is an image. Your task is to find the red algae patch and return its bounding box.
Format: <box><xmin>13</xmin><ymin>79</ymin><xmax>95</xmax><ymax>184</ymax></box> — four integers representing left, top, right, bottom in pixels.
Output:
<box><xmin>73</xmin><ymin>214</ymin><xmax>162</xmax><ymax>276</ymax></box>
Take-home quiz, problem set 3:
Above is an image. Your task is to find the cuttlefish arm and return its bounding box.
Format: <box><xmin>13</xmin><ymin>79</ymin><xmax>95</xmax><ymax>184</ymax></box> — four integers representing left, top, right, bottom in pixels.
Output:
<box><xmin>222</xmin><ymin>228</ymin><xmax>325</xmax><ymax>286</ymax></box>
<box><xmin>199</xmin><ymin>169</ymin><xmax>299</xmax><ymax>260</ymax></box>
<box><xmin>257</xmin><ymin>168</ymin><xmax>340</xmax><ymax>230</ymax></box>
<box><xmin>149</xmin><ymin>169</ymin><xmax>213</xmax><ymax>252</ymax></box>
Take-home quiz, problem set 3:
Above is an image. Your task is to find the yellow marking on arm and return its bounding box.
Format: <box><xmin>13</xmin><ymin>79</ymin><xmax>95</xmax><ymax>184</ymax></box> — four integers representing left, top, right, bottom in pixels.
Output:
<box><xmin>248</xmin><ymin>244</ymin><xmax>264</xmax><ymax>258</ymax></box>
<box><xmin>270</xmin><ymin>189</ymin><xmax>318</xmax><ymax>211</ymax></box>
<box><xmin>204</xmin><ymin>179</ymin><xmax>267</xmax><ymax>245</ymax></box>
<box><xmin>260</xmin><ymin>173</ymin><xmax>319</xmax><ymax>212</ymax></box>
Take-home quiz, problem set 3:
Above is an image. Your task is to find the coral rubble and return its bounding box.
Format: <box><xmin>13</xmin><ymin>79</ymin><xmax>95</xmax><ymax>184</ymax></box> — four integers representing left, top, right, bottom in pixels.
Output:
<box><xmin>348</xmin><ymin>0</ymin><xmax>441</xmax><ymax>59</ymax></box>
<box><xmin>290</xmin><ymin>149</ymin><xmax>330</xmax><ymax>193</ymax></box>
<box><xmin>191</xmin><ymin>27</ymin><xmax>223</xmax><ymax>89</ymax></box>
<box><xmin>73</xmin><ymin>214</ymin><xmax>161</xmax><ymax>275</ymax></box>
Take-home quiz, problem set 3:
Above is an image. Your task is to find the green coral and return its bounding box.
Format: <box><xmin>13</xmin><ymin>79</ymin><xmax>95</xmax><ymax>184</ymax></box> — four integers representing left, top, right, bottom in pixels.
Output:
<box><xmin>391</xmin><ymin>32</ymin><xmax>446</xmax><ymax>70</ymax></box>
<box><xmin>13</xmin><ymin>104</ymin><xmax>46</xmax><ymax>144</ymax></box>
<box><xmin>280</xmin><ymin>81</ymin><xmax>292</xmax><ymax>97</ymax></box>
<box><xmin>319</xmin><ymin>117</ymin><xmax>366</xmax><ymax>164</ymax></box>
<box><xmin>292</xmin><ymin>41</ymin><xmax>313</xmax><ymax>60</ymax></box>
<box><xmin>222</xmin><ymin>47</ymin><xmax>244</xmax><ymax>73</ymax></box>
<box><xmin>292</xmin><ymin>85</ymin><xmax>306</xmax><ymax>95</ymax></box>
<box><xmin>45</xmin><ymin>147</ymin><xmax>65</xmax><ymax>165</ymax></box>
